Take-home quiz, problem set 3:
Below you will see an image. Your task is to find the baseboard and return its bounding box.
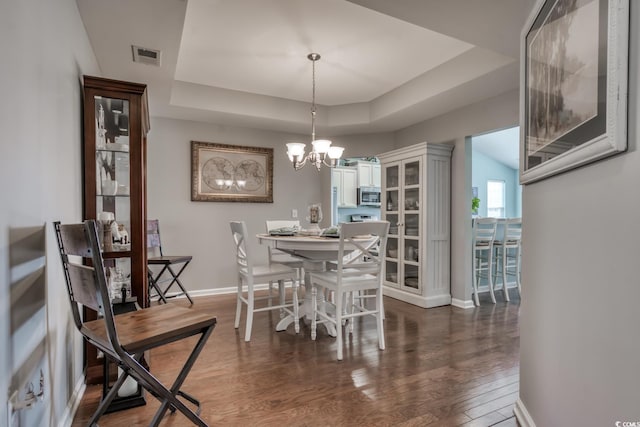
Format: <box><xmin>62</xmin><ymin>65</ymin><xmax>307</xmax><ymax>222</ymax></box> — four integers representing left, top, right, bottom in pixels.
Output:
<box><xmin>163</xmin><ymin>283</ymin><xmax>283</xmax><ymax>299</ymax></box>
<box><xmin>382</xmin><ymin>287</ymin><xmax>451</xmax><ymax>308</ymax></box>
<box><xmin>60</xmin><ymin>373</ymin><xmax>86</xmax><ymax>427</ymax></box>
<box><xmin>514</xmin><ymin>397</ymin><xmax>536</xmax><ymax>427</ymax></box>
<box><xmin>451</xmin><ymin>298</ymin><xmax>475</xmax><ymax>309</ymax></box>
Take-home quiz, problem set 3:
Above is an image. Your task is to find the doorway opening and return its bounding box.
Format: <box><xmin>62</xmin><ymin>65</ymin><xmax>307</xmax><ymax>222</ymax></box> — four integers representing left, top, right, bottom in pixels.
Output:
<box><xmin>471</xmin><ymin>126</ymin><xmax>522</xmax><ymax>219</ymax></box>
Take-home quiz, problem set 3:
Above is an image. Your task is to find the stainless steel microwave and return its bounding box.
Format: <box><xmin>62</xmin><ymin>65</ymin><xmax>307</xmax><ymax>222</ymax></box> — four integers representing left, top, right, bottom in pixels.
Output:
<box><xmin>358</xmin><ymin>186</ymin><xmax>381</xmax><ymax>207</ymax></box>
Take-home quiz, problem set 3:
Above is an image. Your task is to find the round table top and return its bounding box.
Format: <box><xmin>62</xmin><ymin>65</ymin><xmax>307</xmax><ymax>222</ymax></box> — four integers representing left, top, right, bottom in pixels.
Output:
<box><xmin>256</xmin><ymin>233</ymin><xmax>375</xmax><ymax>260</ymax></box>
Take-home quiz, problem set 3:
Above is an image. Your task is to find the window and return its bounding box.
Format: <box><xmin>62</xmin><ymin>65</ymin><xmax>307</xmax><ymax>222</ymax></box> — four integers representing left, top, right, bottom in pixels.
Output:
<box><xmin>487</xmin><ymin>180</ymin><xmax>506</xmax><ymax>218</ymax></box>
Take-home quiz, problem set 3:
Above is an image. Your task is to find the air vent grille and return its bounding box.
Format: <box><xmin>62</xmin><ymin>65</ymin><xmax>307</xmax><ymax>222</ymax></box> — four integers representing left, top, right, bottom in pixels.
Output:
<box><xmin>132</xmin><ymin>45</ymin><xmax>161</xmax><ymax>66</ymax></box>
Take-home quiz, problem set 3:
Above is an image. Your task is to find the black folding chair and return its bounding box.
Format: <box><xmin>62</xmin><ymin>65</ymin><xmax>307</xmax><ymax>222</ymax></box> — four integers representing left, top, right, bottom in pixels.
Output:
<box><xmin>54</xmin><ymin>220</ymin><xmax>216</xmax><ymax>426</ymax></box>
<box><xmin>146</xmin><ymin>219</ymin><xmax>194</xmax><ymax>304</ymax></box>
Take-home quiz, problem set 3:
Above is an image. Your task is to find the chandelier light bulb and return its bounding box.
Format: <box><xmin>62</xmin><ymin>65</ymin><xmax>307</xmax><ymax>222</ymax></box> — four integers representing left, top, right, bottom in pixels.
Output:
<box><xmin>312</xmin><ymin>139</ymin><xmax>332</xmax><ymax>154</ymax></box>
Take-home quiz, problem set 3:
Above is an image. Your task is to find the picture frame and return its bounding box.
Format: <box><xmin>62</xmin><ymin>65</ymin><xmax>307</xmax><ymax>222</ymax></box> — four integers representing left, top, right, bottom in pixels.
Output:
<box><xmin>519</xmin><ymin>0</ymin><xmax>629</xmax><ymax>184</ymax></box>
<box><xmin>191</xmin><ymin>141</ymin><xmax>273</xmax><ymax>203</ymax></box>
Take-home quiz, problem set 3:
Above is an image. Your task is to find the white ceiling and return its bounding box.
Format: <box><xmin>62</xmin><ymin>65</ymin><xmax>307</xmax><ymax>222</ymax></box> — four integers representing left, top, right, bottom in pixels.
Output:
<box><xmin>76</xmin><ymin>0</ymin><xmax>535</xmax><ymax>136</ymax></box>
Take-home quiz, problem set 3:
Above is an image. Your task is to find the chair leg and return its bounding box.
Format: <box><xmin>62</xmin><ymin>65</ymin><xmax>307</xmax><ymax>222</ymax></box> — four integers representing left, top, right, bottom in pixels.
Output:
<box><xmin>278</xmin><ymin>279</ymin><xmax>286</xmax><ymax>319</ymax></box>
<box><xmin>148</xmin><ymin>326</ymin><xmax>214</xmax><ymax>427</ymax></box>
<box><xmin>377</xmin><ymin>287</ymin><xmax>385</xmax><ymax>351</ymax></box>
<box><xmin>472</xmin><ymin>251</ymin><xmax>480</xmax><ymax>306</ymax></box>
<box><xmin>516</xmin><ymin>246</ymin><xmax>522</xmax><ymax>296</ymax></box>
<box><xmin>88</xmin><ymin>365</ymin><xmax>130</xmax><ymax>426</ymax></box>
<box><xmin>335</xmin><ymin>290</ymin><xmax>343</xmax><ymax>361</ymax></box>
<box><xmin>348</xmin><ymin>292</ymin><xmax>355</xmax><ymax>334</ymax></box>
<box><xmin>311</xmin><ymin>286</ymin><xmax>317</xmax><ymax>340</ymax></box>
<box><xmin>245</xmin><ymin>280</ymin><xmax>254</xmax><ymax>342</ymax></box>
<box><xmin>234</xmin><ymin>278</ymin><xmax>242</xmax><ymax>329</ymax></box>
<box><xmin>267</xmin><ymin>281</ymin><xmax>274</xmax><ymax>306</ymax></box>
<box><xmin>502</xmin><ymin>247</ymin><xmax>511</xmax><ymax>302</ymax></box>
<box><xmin>293</xmin><ymin>279</ymin><xmax>300</xmax><ymax>334</ymax></box>
<box><xmin>166</xmin><ymin>263</ymin><xmax>194</xmax><ymax>304</ymax></box>
<box><xmin>487</xmin><ymin>249</ymin><xmax>496</xmax><ymax>304</ymax></box>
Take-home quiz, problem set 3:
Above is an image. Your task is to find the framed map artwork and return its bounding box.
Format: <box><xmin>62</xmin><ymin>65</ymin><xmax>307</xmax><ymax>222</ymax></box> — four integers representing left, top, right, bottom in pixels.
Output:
<box><xmin>191</xmin><ymin>141</ymin><xmax>273</xmax><ymax>202</ymax></box>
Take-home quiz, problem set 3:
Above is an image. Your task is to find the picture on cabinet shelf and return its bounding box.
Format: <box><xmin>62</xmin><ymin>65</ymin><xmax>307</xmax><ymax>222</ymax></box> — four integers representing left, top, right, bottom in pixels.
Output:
<box><xmin>191</xmin><ymin>141</ymin><xmax>273</xmax><ymax>203</ymax></box>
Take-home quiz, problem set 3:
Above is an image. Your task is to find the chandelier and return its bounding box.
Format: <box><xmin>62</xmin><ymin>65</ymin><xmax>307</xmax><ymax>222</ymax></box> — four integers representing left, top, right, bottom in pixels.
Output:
<box><xmin>286</xmin><ymin>53</ymin><xmax>344</xmax><ymax>170</ymax></box>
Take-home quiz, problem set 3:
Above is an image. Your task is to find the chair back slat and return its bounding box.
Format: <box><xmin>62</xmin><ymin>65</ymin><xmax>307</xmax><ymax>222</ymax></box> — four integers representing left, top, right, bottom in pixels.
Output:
<box><xmin>58</xmin><ymin>223</ymin><xmax>94</xmax><ymax>257</ymax></box>
<box><xmin>66</xmin><ymin>263</ymin><xmax>104</xmax><ymax>313</ymax></box>
<box><xmin>503</xmin><ymin>218</ymin><xmax>522</xmax><ymax>244</ymax></box>
<box><xmin>337</xmin><ymin>221</ymin><xmax>389</xmax><ymax>280</ymax></box>
<box><xmin>146</xmin><ymin>219</ymin><xmax>163</xmax><ymax>256</ymax></box>
<box><xmin>230</xmin><ymin>221</ymin><xmax>253</xmax><ymax>274</ymax></box>
<box><xmin>473</xmin><ymin>218</ymin><xmax>498</xmax><ymax>247</ymax></box>
<box><xmin>265</xmin><ymin>220</ymin><xmax>301</xmax><ymax>264</ymax></box>
<box><xmin>54</xmin><ymin>220</ymin><xmax>118</xmax><ymax>349</ymax></box>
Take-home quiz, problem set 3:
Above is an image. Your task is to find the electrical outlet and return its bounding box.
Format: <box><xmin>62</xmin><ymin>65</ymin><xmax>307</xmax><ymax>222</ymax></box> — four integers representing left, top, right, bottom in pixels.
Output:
<box><xmin>292</xmin><ymin>209</ymin><xmax>298</xmax><ymax>218</ymax></box>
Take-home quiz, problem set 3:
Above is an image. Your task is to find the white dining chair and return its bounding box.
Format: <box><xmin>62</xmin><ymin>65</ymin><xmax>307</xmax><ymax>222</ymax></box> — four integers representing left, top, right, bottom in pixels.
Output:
<box><xmin>309</xmin><ymin>221</ymin><xmax>389</xmax><ymax>361</ymax></box>
<box><xmin>493</xmin><ymin>217</ymin><xmax>522</xmax><ymax>301</ymax></box>
<box><xmin>326</xmin><ymin>228</ymin><xmax>385</xmax><ymax>320</ymax></box>
<box><xmin>265</xmin><ymin>220</ymin><xmax>304</xmax><ymax>307</ymax></box>
<box><xmin>472</xmin><ymin>217</ymin><xmax>498</xmax><ymax>306</ymax></box>
<box><xmin>230</xmin><ymin>221</ymin><xmax>299</xmax><ymax>342</ymax></box>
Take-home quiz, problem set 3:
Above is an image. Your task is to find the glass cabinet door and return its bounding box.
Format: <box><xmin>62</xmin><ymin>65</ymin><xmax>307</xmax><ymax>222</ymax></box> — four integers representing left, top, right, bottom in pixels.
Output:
<box><xmin>401</xmin><ymin>158</ymin><xmax>421</xmax><ymax>292</ymax></box>
<box><xmin>94</xmin><ymin>95</ymin><xmax>132</xmax><ymax>301</ymax></box>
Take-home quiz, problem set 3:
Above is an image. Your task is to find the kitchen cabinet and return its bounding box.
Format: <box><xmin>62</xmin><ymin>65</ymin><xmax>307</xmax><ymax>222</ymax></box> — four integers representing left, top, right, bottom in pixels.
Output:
<box><xmin>378</xmin><ymin>142</ymin><xmax>452</xmax><ymax>308</ymax></box>
<box><xmin>357</xmin><ymin>161</ymin><xmax>381</xmax><ymax>187</ymax></box>
<box><xmin>332</xmin><ymin>167</ymin><xmax>358</xmax><ymax>208</ymax></box>
<box><xmin>82</xmin><ymin>75</ymin><xmax>150</xmax><ymax>383</ymax></box>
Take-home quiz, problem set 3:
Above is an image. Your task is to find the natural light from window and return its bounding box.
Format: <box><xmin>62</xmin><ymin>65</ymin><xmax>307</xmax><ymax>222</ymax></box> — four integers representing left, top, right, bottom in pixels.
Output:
<box><xmin>487</xmin><ymin>180</ymin><xmax>505</xmax><ymax>218</ymax></box>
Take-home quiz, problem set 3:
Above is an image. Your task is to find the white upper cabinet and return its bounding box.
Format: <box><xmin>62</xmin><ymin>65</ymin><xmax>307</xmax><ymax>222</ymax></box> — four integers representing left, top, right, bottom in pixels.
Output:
<box><xmin>357</xmin><ymin>162</ymin><xmax>381</xmax><ymax>187</ymax></box>
<box><xmin>332</xmin><ymin>167</ymin><xmax>358</xmax><ymax>208</ymax></box>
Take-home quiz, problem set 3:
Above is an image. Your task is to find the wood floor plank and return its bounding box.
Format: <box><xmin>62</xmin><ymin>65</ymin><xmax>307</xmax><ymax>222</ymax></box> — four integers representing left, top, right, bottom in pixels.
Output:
<box><xmin>460</xmin><ymin>410</ymin><xmax>507</xmax><ymax>427</ymax></box>
<box><xmin>72</xmin><ymin>291</ymin><xmax>521</xmax><ymax>426</ymax></box>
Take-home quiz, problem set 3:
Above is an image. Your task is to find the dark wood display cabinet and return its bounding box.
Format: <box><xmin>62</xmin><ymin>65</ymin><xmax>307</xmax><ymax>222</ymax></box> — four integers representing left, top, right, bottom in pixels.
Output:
<box><xmin>82</xmin><ymin>75</ymin><xmax>150</xmax><ymax>384</ymax></box>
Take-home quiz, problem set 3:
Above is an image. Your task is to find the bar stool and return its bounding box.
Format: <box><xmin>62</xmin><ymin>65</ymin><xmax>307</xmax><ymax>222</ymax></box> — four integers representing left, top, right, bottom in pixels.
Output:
<box><xmin>472</xmin><ymin>217</ymin><xmax>498</xmax><ymax>306</ymax></box>
<box><xmin>493</xmin><ymin>218</ymin><xmax>522</xmax><ymax>301</ymax></box>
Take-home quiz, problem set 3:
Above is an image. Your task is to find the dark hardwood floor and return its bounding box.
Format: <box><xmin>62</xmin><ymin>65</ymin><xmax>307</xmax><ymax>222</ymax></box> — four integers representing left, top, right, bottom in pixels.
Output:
<box><xmin>72</xmin><ymin>291</ymin><xmax>520</xmax><ymax>426</ymax></box>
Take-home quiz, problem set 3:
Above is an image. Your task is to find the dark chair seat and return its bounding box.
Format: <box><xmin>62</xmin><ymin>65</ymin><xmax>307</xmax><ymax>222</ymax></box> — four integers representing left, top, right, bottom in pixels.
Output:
<box><xmin>148</xmin><ymin>255</ymin><xmax>193</xmax><ymax>265</ymax></box>
<box><xmin>82</xmin><ymin>304</ymin><xmax>215</xmax><ymax>354</ymax></box>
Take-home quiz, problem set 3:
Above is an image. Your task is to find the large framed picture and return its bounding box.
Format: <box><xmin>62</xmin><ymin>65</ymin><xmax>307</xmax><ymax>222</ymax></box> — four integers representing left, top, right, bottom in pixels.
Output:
<box><xmin>520</xmin><ymin>0</ymin><xmax>629</xmax><ymax>184</ymax></box>
<box><xmin>191</xmin><ymin>141</ymin><xmax>273</xmax><ymax>202</ymax></box>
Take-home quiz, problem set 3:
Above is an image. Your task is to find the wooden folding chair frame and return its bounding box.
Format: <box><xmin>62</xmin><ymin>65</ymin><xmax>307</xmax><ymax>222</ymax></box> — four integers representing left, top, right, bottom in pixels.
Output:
<box><xmin>54</xmin><ymin>220</ymin><xmax>216</xmax><ymax>426</ymax></box>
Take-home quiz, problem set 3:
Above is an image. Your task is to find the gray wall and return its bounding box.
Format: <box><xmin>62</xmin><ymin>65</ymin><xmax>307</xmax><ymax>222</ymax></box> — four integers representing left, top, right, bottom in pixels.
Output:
<box><xmin>0</xmin><ymin>0</ymin><xmax>100</xmax><ymax>425</ymax></box>
<box><xmin>147</xmin><ymin>119</ymin><xmax>395</xmax><ymax>292</ymax></box>
<box><xmin>518</xmin><ymin>3</ymin><xmax>640</xmax><ymax>425</ymax></box>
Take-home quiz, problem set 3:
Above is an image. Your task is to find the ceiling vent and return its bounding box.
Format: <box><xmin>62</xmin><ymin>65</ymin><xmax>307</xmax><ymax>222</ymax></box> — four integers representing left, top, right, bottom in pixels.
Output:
<box><xmin>132</xmin><ymin>45</ymin><xmax>161</xmax><ymax>66</ymax></box>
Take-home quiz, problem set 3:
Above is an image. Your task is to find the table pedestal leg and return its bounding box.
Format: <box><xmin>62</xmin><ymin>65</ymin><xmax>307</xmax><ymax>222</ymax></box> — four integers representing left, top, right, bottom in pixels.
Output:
<box><xmin>276</xmin><ymin>261</ymin><xmax>336</xmax><ymax>337</ymax></box>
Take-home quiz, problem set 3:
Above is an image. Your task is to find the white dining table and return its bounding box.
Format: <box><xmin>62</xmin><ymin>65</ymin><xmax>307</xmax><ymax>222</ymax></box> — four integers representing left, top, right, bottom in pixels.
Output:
<box><xmin>256</xmin><ymin>233</ymin><xmax>375</xmax><ymax>336</ymax></box>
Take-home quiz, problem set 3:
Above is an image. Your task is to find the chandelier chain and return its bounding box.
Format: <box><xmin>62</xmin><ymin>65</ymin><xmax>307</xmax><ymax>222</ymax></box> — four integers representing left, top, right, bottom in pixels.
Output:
<box><xmin>311</xmin><ymin>55</ymin><xmax>317</xmax><ymax>142</ymax></box>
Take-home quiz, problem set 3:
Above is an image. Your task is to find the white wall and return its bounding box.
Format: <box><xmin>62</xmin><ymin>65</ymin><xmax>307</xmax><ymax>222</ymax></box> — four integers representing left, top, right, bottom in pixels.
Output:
<box><xmin>518</xmin><ymin>4</ymin><xmax>640</xmax><ymax>425</ymax></box>
<box><xmin>394</xmin><ymin>90</ymin><xmax>520</xmax><ymax>304</ymax></box>
<box><xmin>0</xmin><ymin>0</ymin><xmax>100</xmax><ymax>425</ymax></box>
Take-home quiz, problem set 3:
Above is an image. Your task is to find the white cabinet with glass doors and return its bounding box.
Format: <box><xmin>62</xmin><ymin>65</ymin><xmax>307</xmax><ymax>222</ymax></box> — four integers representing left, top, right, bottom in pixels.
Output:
<box><xmin>378</xmin><ymin>142</ymin><xmax>453</xmax><ymax>308</ymax></box>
